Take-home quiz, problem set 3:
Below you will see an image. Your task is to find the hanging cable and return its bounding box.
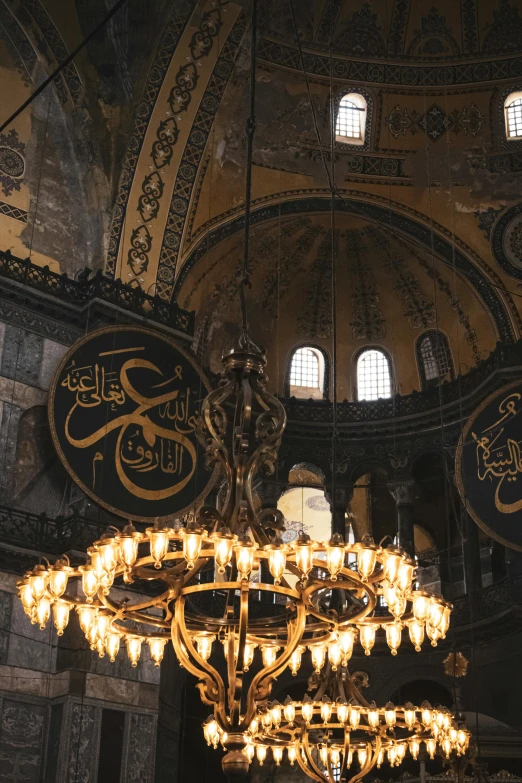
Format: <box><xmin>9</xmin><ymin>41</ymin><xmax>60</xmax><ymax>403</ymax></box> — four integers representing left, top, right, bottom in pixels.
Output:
<box><xmin>239</xmin><ymin>0</ymin><xmax>258</xmax><ymax>340</ymax></box>
<box><xmin>0</xmin><ymin>0</ymin><xmax>130</xmax><ymax>133</ymax></box>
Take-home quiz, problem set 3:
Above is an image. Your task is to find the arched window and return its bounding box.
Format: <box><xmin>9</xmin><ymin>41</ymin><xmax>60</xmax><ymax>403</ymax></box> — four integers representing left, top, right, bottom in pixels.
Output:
<box><xmin>417</xmin><ymin>330</ymin><xmax>454</xmax><ymax>390</ymax></box>
<box><xmin>356</xmin><ymin>349</ymin><xmax>392</xmax><ymax>401</ymax></box>
<box><xmin>505</xmin><ymin>91</ymin><xmax>522</xmax><ymax>139</ymax></box>
<box><xmin>336</xmin><ymin>93</ymin><xmax>367</xmax><ymax>145</ymax></box>
<box><xmin>289</xmin><ymin>347</ymin><xmax>325</xmax><ymax>400</ymax></box>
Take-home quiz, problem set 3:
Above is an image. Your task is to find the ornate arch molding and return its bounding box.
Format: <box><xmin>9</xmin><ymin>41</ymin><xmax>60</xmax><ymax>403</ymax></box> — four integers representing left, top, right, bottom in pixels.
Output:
<box><xmin>176</xmin><ymin>193</ymin><xmax>519</xmax><ymax>343</ymax></box>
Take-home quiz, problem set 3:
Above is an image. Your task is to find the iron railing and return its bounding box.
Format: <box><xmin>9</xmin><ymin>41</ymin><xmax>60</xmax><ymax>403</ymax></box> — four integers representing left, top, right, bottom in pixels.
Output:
<box><xmin>0</xmin><ymin>249</ymin><xmax>194</xmax><ymax>337</ymax></box>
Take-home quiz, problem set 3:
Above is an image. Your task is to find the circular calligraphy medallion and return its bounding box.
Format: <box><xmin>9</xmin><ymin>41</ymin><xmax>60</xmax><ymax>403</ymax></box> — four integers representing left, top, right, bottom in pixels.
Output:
<box><xmin>456</xmin><ymin>379</ymin><xmax>522</xmax><ymax>551</ymax></box>
<box><xmin>49</xmin><ymin>326</ymin><xmax>218</xmax><ymax>522</ymax></box>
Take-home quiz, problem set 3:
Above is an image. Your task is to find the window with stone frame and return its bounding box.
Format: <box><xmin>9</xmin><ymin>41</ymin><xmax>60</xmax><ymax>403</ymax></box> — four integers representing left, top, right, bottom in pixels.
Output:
<box><xmin>417</xmin><ymin>330</ymin><xmax>454</xmax><ymax>389</ymax></box>
<box><xmin>336</xmin><ymin>93</ymin><xmax>367</xmax><ymax>145</ymax></box>
<box><xmin>356</xmin><ymin>348</ymin><xmax>392</xmax><ymax>401</ymax></box>
<box><xmin>289</xmin><ymin>347</ymin><xmax>325</xmax><ymax>400</ymax></box>
<box><xmin>505</xmin><ymin>92</ymin><xmax>522</xmax><ymax>139</ymax></box>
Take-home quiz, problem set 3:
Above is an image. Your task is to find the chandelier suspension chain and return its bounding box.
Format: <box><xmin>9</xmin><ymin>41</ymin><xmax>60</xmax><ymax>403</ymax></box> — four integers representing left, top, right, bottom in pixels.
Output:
<box><xmin>240</xmin><ymin>0</ymin><xmax>258</xmax><ymax>339</ymax></box>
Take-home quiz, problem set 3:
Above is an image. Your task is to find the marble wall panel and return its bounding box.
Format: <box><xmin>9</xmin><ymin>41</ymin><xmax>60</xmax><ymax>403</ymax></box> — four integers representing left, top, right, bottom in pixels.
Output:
<box><xmin>126</xmin><ymin>712</ymin><xmax>157</xmax><ymax>783</ymax></box>
<box><xmin>67</xmin><ymin>702</ymin><xmax>98</xmax><ymax>783</ymax></box>
<box><xmin>0</xmin><ymin>592</ymin><xmax>12</xmax><ymax>665</ymax></box>
<box><xmin>0</xmin><ymin>325</ymin><xmax>43</xmax><ymax>387</ymax></box>
<box><xmin>0</xmin><ymin>698</ymin><xmax>46</xmax><ymax>783</ymax></box>
<box><xmin>39</xmin><ymin>339</ymin><xmax>67</xmax><ymax>391</ymax></box>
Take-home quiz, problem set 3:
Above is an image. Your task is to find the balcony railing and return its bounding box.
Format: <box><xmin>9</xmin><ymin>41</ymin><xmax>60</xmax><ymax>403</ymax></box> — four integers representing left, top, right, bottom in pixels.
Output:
<box><xmin>0</xmin><ymin>249</ymin><xmax>194</xmax><ymax>337</ymax></box>
<box><xmin>0</xmin><ymin>504</ymin><xmax>106</xmax><ymax>555</ymax></box>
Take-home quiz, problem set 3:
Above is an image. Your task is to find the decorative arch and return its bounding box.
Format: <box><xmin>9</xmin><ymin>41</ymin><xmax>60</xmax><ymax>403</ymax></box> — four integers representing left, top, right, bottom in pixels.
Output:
<box><xmin>284</xmin><ymin>343</ymin><xmax>331</xmax><ymax>400</ymax></box>
<box><xmin>175</xmin><ymin>194</ymin><xmax>518</xmax><ymax>343</ymax></box>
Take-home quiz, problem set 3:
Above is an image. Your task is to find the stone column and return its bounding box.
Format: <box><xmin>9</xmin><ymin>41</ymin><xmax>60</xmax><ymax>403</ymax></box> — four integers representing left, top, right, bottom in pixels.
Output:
<box><xmin>388</xmin><ymin>479</ymin><xmax>416</xmax><ymax>558</ymax></box>
<box><xmin>462</xmin><ymin>509</ymin><xmax>482</xmax><ymax>594</ymax></box>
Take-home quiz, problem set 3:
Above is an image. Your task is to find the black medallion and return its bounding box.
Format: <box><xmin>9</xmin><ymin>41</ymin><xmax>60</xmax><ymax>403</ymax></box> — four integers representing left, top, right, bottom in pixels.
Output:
<box><xmin>456</xmin><ymin>379</ymin><xmax>522</xmax><ymax>551</ymax></box>
<box><xmin>49</xmin><ymin>326</ymin><xmax>217</xmax><ymax>521</ymax></box>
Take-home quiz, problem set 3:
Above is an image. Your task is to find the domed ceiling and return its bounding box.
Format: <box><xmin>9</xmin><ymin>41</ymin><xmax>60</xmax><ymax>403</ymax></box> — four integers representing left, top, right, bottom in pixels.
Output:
<box><xmin>178</xmin><ymin>212</ymin><xmax>497</xmax><ymax>397</ymax></box>
<box><xmin>261</xmin><ymin>0</ymin><xmax>522</xmax><ymax>59</ymax></box>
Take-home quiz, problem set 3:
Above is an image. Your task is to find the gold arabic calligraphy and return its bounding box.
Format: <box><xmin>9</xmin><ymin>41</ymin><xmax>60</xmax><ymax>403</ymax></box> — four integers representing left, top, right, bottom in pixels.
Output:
<box><xmin>61</xmin><ymin>352</ymin><xmax>199</xmax><ymax>501</ymax></box>
<box><xmin>472</xmin><ymin>392</ymin><xmax>522</xmax><ymax>514</ymax></box>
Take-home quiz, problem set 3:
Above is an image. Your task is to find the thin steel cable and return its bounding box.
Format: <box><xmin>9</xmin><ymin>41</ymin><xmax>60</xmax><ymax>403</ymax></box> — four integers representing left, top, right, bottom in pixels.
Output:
<box><xmin>0</xmin><ymin>0</ymin><xmax>130</xmax><ymax>133</ymax></box>
<box><xmin>328</xmin><ymin>0</ymin><xmax>338</xmax><ymax>538</ymax></box>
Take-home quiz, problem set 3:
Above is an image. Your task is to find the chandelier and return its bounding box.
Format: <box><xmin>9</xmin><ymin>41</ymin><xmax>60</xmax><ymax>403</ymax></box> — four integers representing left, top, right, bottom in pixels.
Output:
<box><xmin>16</xmin><ymin>342</ymin><xmax>459</xmax><ymax>779</ymax></box>
<box><xmin>206</xmin><ymin>664</ymin><xmax>470</xmax><ymax>782</ymax></box>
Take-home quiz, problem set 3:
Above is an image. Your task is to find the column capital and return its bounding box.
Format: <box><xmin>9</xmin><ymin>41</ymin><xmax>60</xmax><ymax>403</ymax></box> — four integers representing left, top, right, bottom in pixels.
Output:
<box><xmin>387</xmin><ymin>478</ymin><xmax>416</xmax><ymax>506</ymax></box>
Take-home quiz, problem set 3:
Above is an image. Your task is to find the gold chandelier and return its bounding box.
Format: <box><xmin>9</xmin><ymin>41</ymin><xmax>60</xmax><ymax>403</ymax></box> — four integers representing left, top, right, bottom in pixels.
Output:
<box><xmin>204</xmin><ymin>663</ymin><xmax>470</xmax><ymax>782</ymax></box>
<box><xmin>16</xmin><ymin>343</ymin><xmax>459</xmax><ymax>779</ymax></box>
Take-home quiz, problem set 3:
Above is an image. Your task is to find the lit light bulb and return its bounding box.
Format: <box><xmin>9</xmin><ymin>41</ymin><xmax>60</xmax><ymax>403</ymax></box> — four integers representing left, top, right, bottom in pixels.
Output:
<box><xmin>149</xmin><ymin>525</ymin><xmax>171</xmax><ymax>568</ymax></box>
<box><xmin>256</xmin><ymin>745</ymin><xmax>267</xmax><ymax>766</ymax></box>
<box><xmin>284</xmin><ymin>697</ymin><xmax>295</xmax><ymax>725</ymax></box>
<box><xmin>287</xmin><ymin>745</ymin><xmax>297</xmax><ymax>765</ymax></box>
<box><xmin>428</xmin><ymin>597</ymin><xmax>444</xmax><ymax>629</ymax></box>
<box><xmin>330</xmin><ymin>748</ymin><xmax>341</xmax><ymax>767</ymax></box>
<box><xmin>320</xmin><ymin>698</ymin><xmax>333</xmax><ymax>724</ymax></box>
<box><xmin>383</xmin><ymin>580</ymin><xmax>399</xmax><ymax>610</ymax></box>
<box><xmin>301</xmin><ymin>696</ymin><xmax>314</xmax><ymax>724</ymax></box>
<box><xmin>376</xmin><ymin>748</ymin><xmax>385</xmax><ymax>767</ymax></box>
<box><xmin>249</xmin><ymin>717</ymin><xmax>259</xmax><ymax>735</ymax></box>
<box><xmin>349</xmin><ymin>706</ymin><xmax>360</xmax><ymax>729</ymax></box>
<box><xmin>359</xmin><ymin>625</ymin><xmax>376</xmax><ymax>656</ymax></box>
<box><xmin>243</xmin><ymin>642</ymin><xmax>256</xmax><ymax>671</ymax></box>
<box><xmin>357</xmin><ymin>748</ymin><xmax>368</xmax><ymax>768</ymax></box>
<box><xmin>337</xmin><ymin>702</ymin><xmax>348</xmax><ymax>725</ymax></box>
<box><xmin>289</xmin><ymin>645</ymin><xmax>305</xmax><ymax>675</ymax></box>
<box><xmin>326</xmin><ymin>534</ymin><xmax>345</xmax><ymax>580</ymax></box>
<box><xmin>426</xmin><ymin>622</ymin><xmax>442</xmax><ymax>647</ymax></box>
<box><xmin>382</xmin><ymin>546</ymin><xmax>403</xmax><ymax>585</ymax></box>
<box><xmin>235</xmin><ymin>537</ymin><xmax>256</xmax><ymax>581</ymax></box>
<box><xmin>409</xmin><ymin>739</ymin><xmax>420</xmax><ymax>760</ymax></box>
<box><xmin>368</xmin><ymin>706</ymin><xmax>379</xmax><ymax>728</ymax></box>
<box><xmin>440</xmin><ymin>604</ymin><xmax>451</xmax><ymax>637</ymax></box>
<box><xmin>328</xmin><ymin>638</ymin><xmax>342</xmax><ymax>670</ymax></box>
<box><xmin>95</xmin><ymin>613</ymin><xmax>111</xmax><ymax>644</ymax></box>
<box><xmin>213</xmin><ymin>530</ymin><xmax>235</xmax><ymax>574</ymax></box>
<box><xmin>96</xmin><ymin>638</ymin><xmax>105</xmax><ymax>658</ymax></box>
<box><xmin>126</xmin><ymin>636</ymin><xmax>142</xmax><ymax>667</ymax></box>
<box><xmin>319</xmin><ymin>746</ymin><xmax>328</xmax><ymax>767</ymax></box>
<box><xmin>36</xmin><ymin>596</ymin><xmax>51</xmax><ymax>630</ymax></box>
<box><xmin>309</xmin><ymin>643</ymin><xmax>327</xmax><ymax>672</ymax></box>
<box><xmin>261</xmin><ymin>645</ymin><xmax>279</xmax><ymax>668</ymax></box>
<box><xmin>48</xmin><ymin>561</ymin><xmax>70</xmax><ymax>598</ymax></box>
<box><xmin>272</xmin><ymin>747</ymin><xmax>283</xmax><ymax>766</ymax></box>
<box><xmin>77</xmin><ymin>605</ymin><xmax>97</xmax><ymax>635</ymax></box>
<box><xmin>412</xmin><ymin>591</ymin><xmax>431</xmax><ymax>622</ymax></box>
<box><xmin>28</xmin><ymin>566</ymin><xmax>48</xmax><ymax>601</ymax></box>
<box><xmin>421</xmin><ymin>702</ymin><xmax>432</xmax><ymax>727</ymax></box>
<box><xmin>148</xmin><ymin>637</ymin><xmax>167</xmax><ymax>666</ymax></box>
<box><xmin>293</xmin><ymin>533</ymin><xmax>315</xmax><ymax>581</ymax></box>
<box><xmin>442</xmin><ymin>738</ymin><xmax>452</xmax><ymax>758</ymax></box>
<box><xmin>388</xmin><ymin>745</ymin><xmax>397</xmax><ymax>766</ymax></box>
<box><xmin>384</xmin><ymin>702</ymin><xmax>397</xmax><ymax>727</ymax></box>
<box><xmin>203</xmin><ymin>718</ymin><xmax>220</xmax><ymax>748</ymax></box>
<box><xmin>408</xmin><ymin>619</ymin><xmax>425</xmax><ymax>652</ymax></box>
<box><xmin>261</xmin><ymin>710</ymin><xmax>272</xmax><ymax>730</ymax></box>
<box><xmin>346</xmin><ymin>750</ymin><xmax>353</xmax><ymax>768</ymax></box>
<box><xmin>243</xmin><ymin>743</ymin><xmax>255</xmax><ymax>763</ymax></box>
<box><xmin>357</xmin><ymin>538</ymin><xmax>377</xmax><ymax>580</ymax></box>
<box><xmin>270</xmin><ymin>702</ymin><xmax>282</xmax><ymax>728</ymax></box>
<box><xmin>105</xmin><ymin>632</ymin><xmax>121</xmax><ymax>662</ymax></box>
<box><xmin>338</xmin><ymin>628</ymin><xmax>356</xmax><ymax>664</ymax></box>
<box><xmin>195</xmin><ymin>633</ymin><xmax>215</xmax><ymax>661</ymax></box>
<box><xmin>97</xmin><ymin>535</ymin><xmax>120</xmax><ymax>573</ymax></box>
<box><xmin>396</xmin><ymin>743</ymin><xmax>407</xmax><ymax>763</ymax></box>
<box><xmin>86</xmin><ymin>624</ymin><xmax>98</xmax><ymax>650</ymax></box>
<box><xmin>117</xmin><ymin>523</ymin><xmax>140</xmax><ymax>569</ymax></box>
<box><xmin>265</xmin><ymin>543</ymin><xmax>287</xmax><ymax>584</ymax></box>
<box><xmin>18</xmin><ymin>581</ymin><xmax>34</xmax><ymax>613</ymax></box>
<box><xmin>79</xmin><ymin>565</ymin><xmax>98</xmax><ymax>602</ymax></box>
<box><xmin>52</xmin><ymin>600</ymin><xmax>70</xmax><ymax>636</ymax></box>
<box><xmin>385</xmin><ymin>622</ymin><xmax>402</xmax><ymax>655</ymax></box>
<box><xmin>404</xmin><ymin>704</ymin><xmax>416</xmax><ymax>730</ymax></box>
<box><xmin>397</xmin><ymin>559</ymin><xmax>414</xmax><ymax>593</ymax></box>
<box><xmin>457</xmin><ymin>729</ymin><xmax>469</xmax><ymax>750</ymax></box>
<box><xmin>426</xmin><ymin>738</ymin><xmax>437</xmax><ymax>759</ymax></box>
